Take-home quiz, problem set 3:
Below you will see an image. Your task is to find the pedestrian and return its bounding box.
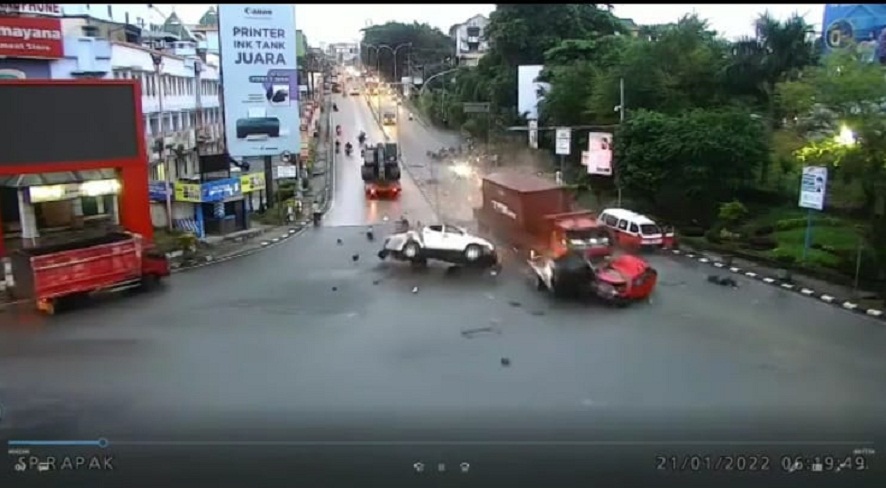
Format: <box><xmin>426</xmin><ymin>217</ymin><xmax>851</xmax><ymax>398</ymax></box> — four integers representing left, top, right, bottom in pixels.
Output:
<box><xmin>312</xmin><ymin>200</ymin><xmax>322</xmax><ymax>227</ymax></box>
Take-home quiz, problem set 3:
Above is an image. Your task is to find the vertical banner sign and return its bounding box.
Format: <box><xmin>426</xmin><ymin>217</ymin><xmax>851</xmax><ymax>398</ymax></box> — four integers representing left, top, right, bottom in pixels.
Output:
<box><xmin>218</xmin><ymin>5</ymin><xmax>300</xmax><ymax>157</ymax></box>
<box><xmin>586</xmin><ymin>132</ymin><xmax>613</xmax><ymax>176</ymax></box>
<box><xmin>528</xmin><ymin>119</ymin><xmax>538</xmax><ymax>149</ymax></box>
<box><xmin>799</xmin><ymin>166</ymin><xmax>828</xmax><ymax>211</ymax></box>
<box><xmin>555</xmin><ymin>127</ymin><xmax>571</xmax><ymax>155</ymax></box>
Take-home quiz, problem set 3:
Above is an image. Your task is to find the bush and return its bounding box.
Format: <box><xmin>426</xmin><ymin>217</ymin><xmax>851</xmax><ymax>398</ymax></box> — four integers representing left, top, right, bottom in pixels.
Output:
<box><xmin>705</xmin><ymin>228</ymin><xmax>722</xmax><ymax>243</ymax></box>
<box><xmin>774</xmin><ymin>216</ymin><xmax>843</xmax><ymax>231</ymax></box>
<box><xmin>680</xmin><ymin>226</ymin><xmax>705</xmax><ymax>238</ymax></box>
<box><xmin>772</xmin><ymin>249</ymin><xmax>797</xmax><ymax>265</ymax></box>
<box><xmin>744</xmin><ymin>235</ymin><xmax>778</xmax><ymax>251</ymax></box>
<box><xmin>718</xmin><ymin>200</ymin><xmax>749</xmax><ymax>227</ymax></box>
<box><xmin>751</xmin><ymin>224</ymin><xmax>775</xmax><ymax>236</ymax></box>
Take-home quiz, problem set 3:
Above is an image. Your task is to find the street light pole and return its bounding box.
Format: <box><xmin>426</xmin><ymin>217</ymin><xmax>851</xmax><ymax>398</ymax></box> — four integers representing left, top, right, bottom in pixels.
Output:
<box><xmin>151</xmin><ymin>51</ymin><xmax>173</xmax><ymax>231</ymax></box>
<box><xmin>616</xmin><ymin>77</ymin><xmax>625</xmax><ymax>208</ymax></box>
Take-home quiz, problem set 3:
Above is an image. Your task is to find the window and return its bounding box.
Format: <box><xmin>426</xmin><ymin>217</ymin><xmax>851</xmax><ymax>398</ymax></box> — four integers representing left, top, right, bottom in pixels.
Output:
<box><xmin>629</xmin><ymin>223</ymin><xmax>639</xmax><ymax>234</ymax></box>
<box><xmin>603</xmin><ymin>214</ymin><xmax>618</xmax><ymax>227</ymax></box>
<box><xmin>427</xmin><ymin>224</ymin><xmax>443</xmax><ymax>232</ymax></box>
<box><xmin>149</xmin><ymin>116</ymin><xmax>159</xmax><ymax>135</ymax></box>
<box><xmin>617</xmin><ymin>219</ymin><xmax>628</xmax><ymax>231</ymax></box>
<box><xmin>640</xmin><ymin>224</ymin><xmax>660</xmax><ymax>236</ymax></box>
<box><xmin>444</xmin><ymin>225</ymin><xmax>464</xmax><ymax>235</ymax></box>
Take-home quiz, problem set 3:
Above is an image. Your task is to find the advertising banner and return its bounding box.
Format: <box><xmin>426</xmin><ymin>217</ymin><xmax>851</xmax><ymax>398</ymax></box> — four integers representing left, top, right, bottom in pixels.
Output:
<box><xmin>555</xmin><ymin>127</ymin><xmax>571</xmax><ymax>156</ymax></box>
<box><xmin>528</xmin><ymin>119</ymin><xmax>538</xmax><ymax>149</ymax></box>
<box><xmin>0</xmin><ymin>4</ymin><xmax>63</xmax><ymax>16</ymax></box>
<box><xmin>240</xmin><ymin>172</ymin><xmax>266</xmax><ymax>192</ymax></box>
<box><xmin>0</xmin><ymin>16</ymin><xmax>63</xmax><ymax>59</ymax></box>
<box><xmin>799</xmin><ymin>166</ymin><xmax>828</xmax><ymax>211</ymax></box>
<box><xmin>175</xmin><ymin>182</ymin><xmax>202</xmax><ymax>203</ymax></box>
<box><xmin>585</xmin><ymin>132</ymin><xmax>613</xmax><ymax>176</ymax></box>
<box><xmin>174</xmin><ymin>178</ymin><xmax>243</xmax><ymax>203</ymax></box>
<box><xmin>823</xmin><ymin>4</ymin><xmax>886</xmax><ymax>63</ymax></box>
<box><xmin>218</xmin><ymin>5</ymin><xmax>299</xmax><ymax>158</ymax></box>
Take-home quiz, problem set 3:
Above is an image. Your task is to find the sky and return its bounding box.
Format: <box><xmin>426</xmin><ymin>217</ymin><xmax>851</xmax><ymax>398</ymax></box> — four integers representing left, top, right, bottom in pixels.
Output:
<box><xmin>159</xmin><ymin>4</ymin><xmax>825</xmax><ymax>44</ymax></box>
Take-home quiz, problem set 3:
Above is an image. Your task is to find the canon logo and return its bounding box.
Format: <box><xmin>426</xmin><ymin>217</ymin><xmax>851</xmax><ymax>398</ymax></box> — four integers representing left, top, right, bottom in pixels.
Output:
<box><xmin>244</xmin><ymin>7</ymin><xmax>272</xmax><ymax>16</ymax></box>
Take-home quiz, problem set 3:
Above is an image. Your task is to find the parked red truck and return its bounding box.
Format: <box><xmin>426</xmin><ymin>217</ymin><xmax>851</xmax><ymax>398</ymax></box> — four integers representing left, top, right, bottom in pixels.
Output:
<box><xmin>10</xmin><ymin>231</ymin><xmax>170</xmax><ymax>315</ymax></box>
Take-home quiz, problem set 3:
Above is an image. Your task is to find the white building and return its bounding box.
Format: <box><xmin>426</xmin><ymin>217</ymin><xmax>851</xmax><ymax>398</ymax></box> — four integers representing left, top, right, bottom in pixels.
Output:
<box><xmin>449</xmin><ymin>15</ymin><xmax>489</xmax><ymax>67</ymax></box>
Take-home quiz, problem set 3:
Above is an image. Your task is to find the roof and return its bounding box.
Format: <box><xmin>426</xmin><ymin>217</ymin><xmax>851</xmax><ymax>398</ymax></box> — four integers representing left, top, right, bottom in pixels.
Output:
<box><xmin>484</xmin><ymin>171</ymin><xmax>561</xmax><ymax>193</ymax></box>
<box><xmin>197</xmin><ymin>6</ymin><xmax>218</xmax><ymax>28</ymax></box>
<box><xmin>555</xmin><ymin>217</ymin><xmax>601</xmax><ymax>231</ymax></box>
<box><xmin>600</xmin><ymin>208</ymin><xmax>656</xmax><ymax>225</ymax></box>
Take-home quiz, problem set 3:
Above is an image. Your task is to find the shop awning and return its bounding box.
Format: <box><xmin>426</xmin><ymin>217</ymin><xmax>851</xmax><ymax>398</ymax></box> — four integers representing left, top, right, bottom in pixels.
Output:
<box><xmin>0</xmin><ymin>169</ymin><xmax>118</xmax><ymax>188</ymax></box>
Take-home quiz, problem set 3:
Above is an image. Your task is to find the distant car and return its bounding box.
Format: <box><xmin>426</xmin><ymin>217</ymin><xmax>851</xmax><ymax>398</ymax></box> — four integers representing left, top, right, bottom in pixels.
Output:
<box><xmin>350</xmin><ymin>87</ymin><xmax>360</xmax><ymax>96</ymax></box>
<box><xmin>378</xmin><ymin>223</ymin><xmax>499</xmax><ymax>269</ymax></box>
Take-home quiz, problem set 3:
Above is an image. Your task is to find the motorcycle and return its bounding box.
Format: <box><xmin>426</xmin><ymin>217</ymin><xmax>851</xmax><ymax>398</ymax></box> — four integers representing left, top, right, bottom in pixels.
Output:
<box><xmin>336</xmin><ymin>125</ymin><xmax>342</xmax><ymax>137</ymax></box>
<box><xmin>345</xmin><ymin>144</ymin><xmax>353</xmax><ymax>156</ymax></box>
<box><xmin>335</xmin><ymin>141</ymin><xmax>341</xmax><ymax>154</ymax></box>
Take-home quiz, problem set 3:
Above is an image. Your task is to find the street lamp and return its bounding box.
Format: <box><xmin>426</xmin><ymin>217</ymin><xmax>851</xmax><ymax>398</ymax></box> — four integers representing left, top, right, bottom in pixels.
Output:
<box><xmin>836</xmin><ymin>124</ymin><xmax>856</xmax><ymax>146</ymax></box>
<box><xmin>364</xmin><ymin>43</ymin><xmax>412</xmax><ymax>124</ymax></box>
<box><xmin>150</xmin><ymin>50</ymin><xmax>174</xmax><ymax>232</ymax></box>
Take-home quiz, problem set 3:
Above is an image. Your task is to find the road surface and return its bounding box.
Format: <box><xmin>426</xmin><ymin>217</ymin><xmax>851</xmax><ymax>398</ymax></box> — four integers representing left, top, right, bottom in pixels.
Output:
<box><xmin>0</xmin><ymin>93</ymin><xmax>883</xmax><ymax>487</ymax></box>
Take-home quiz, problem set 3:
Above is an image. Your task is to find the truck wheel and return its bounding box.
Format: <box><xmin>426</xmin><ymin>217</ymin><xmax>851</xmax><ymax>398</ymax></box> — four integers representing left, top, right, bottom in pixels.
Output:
<box><xmin>464</xmin><ymin>244</ymin><xmax>482</xmax><ymax>262</ymax></box>
<box><xmin>403</xmin><ymin>241</ymin><xmax>420</xmax><ymax>259</ymax></box>
<box><xmin>141</xmin><ymin>274</ymin><xmax>161</xmax><ymax>291</ymax></box>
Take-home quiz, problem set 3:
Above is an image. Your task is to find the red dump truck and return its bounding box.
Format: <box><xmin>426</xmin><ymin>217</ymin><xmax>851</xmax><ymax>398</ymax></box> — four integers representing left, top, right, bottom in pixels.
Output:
<box><xmin>10</xmin><ymin>232</ymin><xmax>170</xmax><ymax>315</ymax></box>
<box><xmin>474</xmin><ymin>171</ymin><xmax>657</xmax><ymax>304</ymax></box>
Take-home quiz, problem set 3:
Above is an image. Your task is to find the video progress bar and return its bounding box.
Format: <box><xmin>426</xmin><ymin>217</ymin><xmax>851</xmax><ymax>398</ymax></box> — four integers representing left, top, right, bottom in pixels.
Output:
<box><xmin>8</xmin><ymin>440</ymin><xmax>874</xmax><ymax>448</ymax></box>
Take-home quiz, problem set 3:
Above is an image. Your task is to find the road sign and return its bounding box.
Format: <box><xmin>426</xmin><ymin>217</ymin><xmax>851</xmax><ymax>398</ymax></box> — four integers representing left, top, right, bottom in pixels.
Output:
<box><xmin>462</xmin><ymin>102</ymin><xmax>490</xmax><ymax>113</ymax></box>
<box><xmin>799</xmin><ymin>166</ymin><xmax>828</xmax><ymax>210</ymax></box>
<box><xmin>528</xmin><ymin>120</ymin><xmax>538</xmax><ymax>149</ymax></box>
<box><xmin>555</xmin><ymin>127</ymin><xmax>571</xmax><ymax>155</ymax></box>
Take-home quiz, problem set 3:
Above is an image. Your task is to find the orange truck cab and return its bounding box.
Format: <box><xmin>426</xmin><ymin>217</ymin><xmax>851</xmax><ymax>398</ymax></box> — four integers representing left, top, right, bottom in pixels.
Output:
<box><xmin>546</xmin><ymin>211</ymin><xmax>613</xmax><ymax>260</ymax></box>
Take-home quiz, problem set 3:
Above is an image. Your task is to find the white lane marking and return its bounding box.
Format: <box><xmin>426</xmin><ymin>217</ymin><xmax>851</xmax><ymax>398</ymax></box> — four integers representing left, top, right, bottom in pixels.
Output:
<box><xmin>762</xmin><ymin>277</ymin><xmax>775</xmax><ymax>283</ymax></box>
<box><xmin>866</xmin><ymin>309</ymin><xmax>883</xmax><ymax>317</ymax></box>
<box><xmin>820</xmin><ymin>295</ymin><xmax>835</xmax><ymax>303</ymax></box>
<box><xmin>842</xmin><ymin>302</ymin><xmax>858</xmax><ymax>310</ymax></box>
<box><xmin>261</xmin><ymin>241</ymin><xmax>270</xmax><ymax>247</ymax></box>
<box><xmin>729</xmin><ymin>267</ymin><xmax>740</xmax><ymax>273</ymax></box>
<box><xmin>745</xmin><ymin>272</ymin><xmax>757</xmax><ymax>278</ymax></box>
<box><xmin>698</xmin><ymin>257</ymin><xmax>710</xmax><ymax>263</ymax></box>
<box><xmin>713</xmin><ymin>262</ymin><xmax>724</xmax><ymax>268</ymax></box>
<box><xmin>800</xmin><ymin>288</ymin><xmax>815</xmax><ymax>295</ymax></box>
<box><xmin>780</xmin><ymin>283</ymin><xmax>795</xmax><ymax>290</ymax></box>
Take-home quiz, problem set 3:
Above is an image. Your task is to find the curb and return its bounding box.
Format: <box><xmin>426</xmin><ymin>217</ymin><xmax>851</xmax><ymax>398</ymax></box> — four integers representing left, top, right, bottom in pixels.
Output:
<box><xmin>170</xmin><ymin>225</ymin><xmax>307</xmax><ymax>274</ymax></box>
<box><xmin>667</xmin><ymin>248</ymin><xmax>885</xmax><ymax>322</ymax></box>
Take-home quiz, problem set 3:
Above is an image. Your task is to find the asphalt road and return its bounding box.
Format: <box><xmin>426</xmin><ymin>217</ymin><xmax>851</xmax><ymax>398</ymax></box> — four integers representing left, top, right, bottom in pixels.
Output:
<box><xmin>0</xmin><ymin>92</ymin><xmax>884</xmax><ymax>487</ymax></box>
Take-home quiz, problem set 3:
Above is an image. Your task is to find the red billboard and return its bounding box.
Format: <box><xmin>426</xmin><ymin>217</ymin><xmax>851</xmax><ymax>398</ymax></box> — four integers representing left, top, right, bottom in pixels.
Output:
<box><xmin>0</xmin><ymin>15</ymin><xmax>63</xmax><ymax>59</ymax></box>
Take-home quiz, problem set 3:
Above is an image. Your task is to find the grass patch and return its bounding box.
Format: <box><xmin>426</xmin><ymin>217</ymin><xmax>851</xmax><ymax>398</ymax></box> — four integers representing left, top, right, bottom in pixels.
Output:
<box><xmin>764</xmin><ymin>225</ymin><xmax>863</xmax><ymax>267</ymax></box>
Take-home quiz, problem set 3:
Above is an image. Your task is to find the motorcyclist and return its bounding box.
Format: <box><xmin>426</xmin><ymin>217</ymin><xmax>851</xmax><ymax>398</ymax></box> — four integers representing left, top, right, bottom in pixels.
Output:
<box><xmin>358</xmin><ymin>131</ymin><xmax>366</xmax><ymax>145</ymax></box>
<box><xmin>336</xmin><ymin>124</ymin><xmax>342</xmax><ymax>136</ymax></box>
<box><xmin>335</xmin><ymin>140</ymin><xmax>341</xmax><ymax>153</ymax></box>
<box><xmin>345</xmin><ymin>142</ymin><xmax>353</xmax><ymax>156</ymax></box>
<box><xmin>333</xmin><ymin>103</ymin><xmax>339</xmax><ymax>112</ymax></box>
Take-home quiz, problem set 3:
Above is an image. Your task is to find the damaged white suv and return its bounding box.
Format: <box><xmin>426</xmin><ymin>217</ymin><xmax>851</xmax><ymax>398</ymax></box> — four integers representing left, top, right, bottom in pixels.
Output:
<box><xmin>378</xmin><ymin>223</ymin><xmax>500</xmax><ymax>268</ymax></box>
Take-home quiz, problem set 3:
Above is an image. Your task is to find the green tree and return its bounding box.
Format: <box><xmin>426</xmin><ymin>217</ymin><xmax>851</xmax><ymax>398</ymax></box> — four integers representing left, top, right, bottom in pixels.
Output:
<box><xmin>360</xmin><ymin>22</ymin><xmax>452</xmax><ymax>82</ymax></box>
<box><xmin>614</xmin><ymin>108</ymin><xmax>769</xmax><ymax>222</ymax></box>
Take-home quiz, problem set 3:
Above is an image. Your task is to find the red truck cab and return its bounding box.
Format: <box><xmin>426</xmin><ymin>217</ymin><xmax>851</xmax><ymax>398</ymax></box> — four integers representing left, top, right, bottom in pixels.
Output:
<box><xmin>546</xmin><ymin>211</ymin><xmax>613</xmax><ymax>260</ymax></box>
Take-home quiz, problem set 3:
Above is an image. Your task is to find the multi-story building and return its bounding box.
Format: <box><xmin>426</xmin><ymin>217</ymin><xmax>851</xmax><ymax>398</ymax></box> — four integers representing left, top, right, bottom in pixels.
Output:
<box><xmin>327</xmin><ymin>42</ymin><xmax>359</xmax><ymax>65</ymax></box>
<box><xmin>449</xmin><ymin>15</ymin><xmax>489</xmax><ymax>67</ymax></box>
<box><xmin>0</xmin><ymin>4</ymin><xmax>230</xmax><ymax>245</ymax></box>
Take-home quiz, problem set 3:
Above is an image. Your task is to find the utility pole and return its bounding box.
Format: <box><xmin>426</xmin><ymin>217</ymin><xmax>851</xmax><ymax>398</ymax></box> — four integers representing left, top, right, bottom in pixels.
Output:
<box><xmin>151</xmin><ymin>50</ymin><xmax>173</xmax><ymax>231</ymax></box>
<box><xmin>617</xmin><ymin>77</ymin><xmax>625</xmax><ymax>208</ymax></box>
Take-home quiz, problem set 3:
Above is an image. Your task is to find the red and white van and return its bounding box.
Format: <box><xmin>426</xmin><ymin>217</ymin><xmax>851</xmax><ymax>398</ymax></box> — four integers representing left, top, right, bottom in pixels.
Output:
<box><xmin>598</xmin><ymin>208</ymin><xmax>672</xmax><ymax>249</ymax></box>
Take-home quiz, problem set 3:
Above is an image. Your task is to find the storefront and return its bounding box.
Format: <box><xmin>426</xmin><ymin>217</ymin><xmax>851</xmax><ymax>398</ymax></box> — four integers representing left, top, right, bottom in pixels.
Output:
<box><xmin>148</xmin><ymin>172</ymin><xmax>266</xmax><ymax>238</ymax></box>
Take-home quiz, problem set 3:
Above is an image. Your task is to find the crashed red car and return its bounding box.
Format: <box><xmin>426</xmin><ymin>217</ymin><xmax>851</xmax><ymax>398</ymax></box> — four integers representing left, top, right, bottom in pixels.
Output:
<box><xmin>528</xmin><ymin>252</ymin><xmax>657</xmax><ymax>305</ymax></box>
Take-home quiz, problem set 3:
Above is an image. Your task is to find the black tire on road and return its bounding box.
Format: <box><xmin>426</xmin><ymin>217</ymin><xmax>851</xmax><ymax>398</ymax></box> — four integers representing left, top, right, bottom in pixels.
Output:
<box><xmin>464</xmin><ymin>244</ymin><xmax>482</xmax><ymax>262</ymax></box>
<box><xmin>403</xmin><ymin>241</ymin><xmax>421</xmax><ymax>260</ymax></box>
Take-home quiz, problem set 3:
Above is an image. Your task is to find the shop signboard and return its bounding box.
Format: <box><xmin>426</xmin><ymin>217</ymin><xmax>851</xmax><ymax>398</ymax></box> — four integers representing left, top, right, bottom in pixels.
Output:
<box><xmin>240</xmin><ymin>172</ymin><xmax>266</xmax><ymax>192</ymax></box>
<box><xmin>148</xmin><ymin>181</ymin><xmax>170</xmax><ymax>201</ymax></box>
<box><xmin>218</xmin><ymin>5</ymin><xmax>300</xmax><ymax>157</ymax></box>
<box><xmin>0</xmin><ymin>16</ymin><xmax>64</xmax><ymax>59</ymax></box>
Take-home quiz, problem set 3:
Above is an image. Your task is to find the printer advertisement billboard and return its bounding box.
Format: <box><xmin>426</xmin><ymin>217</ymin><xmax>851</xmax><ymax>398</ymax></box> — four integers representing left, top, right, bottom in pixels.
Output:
<box><xmin>823</xmin><ymin>4</ymin><xmax>886</xmax><ymax>64</ymax></box>
<box><xmin>219</xmin><ymin>5</ymin><xmax>300</xmax><ymax>157</ymax></box>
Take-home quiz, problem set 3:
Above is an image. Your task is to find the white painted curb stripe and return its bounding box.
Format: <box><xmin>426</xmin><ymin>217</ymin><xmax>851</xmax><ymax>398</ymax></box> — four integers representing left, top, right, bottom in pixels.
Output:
<box><xmin>866</xmin><ymin>309</ymin><xmax>883</xmax><ymax>317</ymax></box>
<box><xmin>801</xmin><ymin>288</ymin><xmax>815</xmax><ymax>295</ymax></box>
<box><xmin>820</xmin><ymin>295</ymin><xmax>835</xmax><ymax>303</ymax></box>
<box><xmin>762</xmin><ymin>277</ymin><xmax>775</xmax><ymax>283</ymax></box>
<box><xmin>745</xmin><ymin>272</ymin><xmax>757</xmax><ymax>278</ymax></box>
<box><xmin>842</xmin><ymin>302</ymin><xmax>858</xmax><ymax>310</ymax></box>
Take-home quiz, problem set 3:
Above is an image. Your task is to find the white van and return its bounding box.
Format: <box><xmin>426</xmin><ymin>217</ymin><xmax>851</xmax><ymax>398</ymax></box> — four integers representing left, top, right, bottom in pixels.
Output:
<box><xmin>598</xmin><ymin>208</ymin><xmax>664</xmax><ymax>248</ymax></box>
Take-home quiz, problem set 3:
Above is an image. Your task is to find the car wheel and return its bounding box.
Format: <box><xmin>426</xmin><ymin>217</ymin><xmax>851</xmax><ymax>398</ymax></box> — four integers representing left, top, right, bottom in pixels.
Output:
<box><xmin>403</xmin><ymin>241</ymin><xmax>420</xmax><ymax>258</ymax></box>
<box><xmin>377</xmin><ymin>249</ymin><xmax>388</xmax><ymax>260</ymax></box>
<box><xmin>464</xmin><ymin>244</ymin><xmax>482</xmax><ymax>261</ymax></box>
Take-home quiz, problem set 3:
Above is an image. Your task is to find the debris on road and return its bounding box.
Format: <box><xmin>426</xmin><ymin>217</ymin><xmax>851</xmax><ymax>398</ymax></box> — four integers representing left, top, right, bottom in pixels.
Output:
<box><xmin>500</xmin><ymin>357</ymin><xmax>511</xmax><ymax>367</ymax></box>
<box><xmin>366</xmin><ymin>226</ymin><xmax>375</xmax><ymax>241</ymax></box>
<box><xmin>412</xmin><ymin>286</ymin><xmax>419</xmax><ymax>293</ymax></box>
<box><xmin>332</xmin><ymin>286</ymin><xmax>338</xmax><ymax>292</ymax></box>
<box><xmin>529</xmin><ymin>310</ymin><xmax>546</xmax><ymax>316</ymax></box>
<box><xmin>708</xmin><ymin>275</ymin><xmax>738</xmax><ymax>288</ymax></box>
<box><xmin>508</xmin><ymin>300</ymin><xmax>522</xmax><ymax>308</ymax></box>
<box><xmin>460</xmin><ymin>326</ymin><xmax>502</xmax><ymax>338</ymax></box>
<box><xmin>336</xmin><ymin>238</ymin><xmax>343</xmax><ymax>245</ymax></box>
<box><xmin>352</xmin><ymin>254</ymin><xmax>360</xmax><ymax>262</ymax></box>
<box><xmin>372</xmin><ymin>279</ymin><xmax>381</xmax><ymax>285</ymax></box>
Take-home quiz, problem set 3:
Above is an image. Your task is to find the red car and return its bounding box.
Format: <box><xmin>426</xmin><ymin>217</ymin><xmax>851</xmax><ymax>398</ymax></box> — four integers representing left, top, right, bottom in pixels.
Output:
<box><xmin>529</xmin><ymin>252</ymin><xmax>657</xmax><ymax>305</ymax></box>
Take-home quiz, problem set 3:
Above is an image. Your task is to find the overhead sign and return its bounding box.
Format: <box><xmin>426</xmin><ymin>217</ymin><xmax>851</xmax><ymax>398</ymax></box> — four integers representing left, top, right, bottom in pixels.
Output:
<box><xmin>0</xmin><ymin>16</ymin><xmax>63</xmax><ymax>59</ymax></box>
<box><xmin>585</xmin><ymin>132</ymin><xmax>613</xmax><ymax>176</ymax></box>
<box><xmin>799</xmin><ymin>166</ymin><xmax>828</xmax><ymax>211</ymax></box>
<box><xmin>555</xmin><ymin>127</ymin><xmax>571</xmax><ymax>155</ymax></box>
<box><xmin>528</xmin><ymin>119</ymin><xmax>538</xmax><ymax>149</ymax></box>
<box><xmin>218</xmin><ymin>5</ymin><xmax>300</xmax><ymax>158</ymax></box>
<box><xmin>0</xmin><ymin>4</ymin><xmax>62</xmax><ymax>17</ymax></box>
<box><xmin>462</xmin><ymin>102</ymin><xmax>490</xmax><ymax>114</ymax></box>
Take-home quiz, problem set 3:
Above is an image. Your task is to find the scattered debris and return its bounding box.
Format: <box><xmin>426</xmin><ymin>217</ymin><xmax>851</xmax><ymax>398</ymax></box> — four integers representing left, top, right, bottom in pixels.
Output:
<box><xmin>707</xmin><ymin>275</ymin><xmax>738</xmax><ymax>287</ymax></box>
<box><xmin>412</xmin><ymin>286</ymin><xmax>419</xmax><ymax>293</ymax></box>
<box><xmin>460</xmin><ymin>326</ymin><xmax>502</xmax><ymax>338</ymax></box>
<box><xmin>336</xmin><ymin>238</ymin><xmax>343</xmax><ymax>245</ymax></box>
<box><xmin>490</xmin><ymin>269</ymin><xmax>498</xmax><ymax>277</ymax></box>
<box><xmin>383</xmin><ymin>215</ymin><xmax>389</xmax><ymax>222</ymax></box>
<box><xmin>528</xmin><ymin>310</ymin><xmax>546</xmax><ymax>316</ymax></box>
<box><xmin>500</xmin><ymin>357</ymin><xmax>511</xmax><ymax>367</ymax></box>
<box><xmin>508</xmin><ymin>300</ymin><xmax>522</xmax><ymax>307</ymax></box>
<box><xmin>372</xmin><ymin>279</ymin><xmax>381</xmax><ymax>285</ymax></box>
<box><xmin>352</xmin><ymin>254</ymin><xmax>360</xmax><ymax>262</ymax></box>
<box><xmin>332</xmin><ymin>286</ymin><xmax>338</xmax><ymax>292</ymax></box>
<box><xmin>484</xmin><ymin>293</ymin><xmax>495</xmax><ymax>300</ymax></box>
<box><xmin>366</xmin><ymin>226</ymin><xmax>375</xmax><ymax>241</ymax></box>
<box><xmin>444</xmin><ymin>266</ymin><xmax>461</xmax><ymax>276</ymax></box>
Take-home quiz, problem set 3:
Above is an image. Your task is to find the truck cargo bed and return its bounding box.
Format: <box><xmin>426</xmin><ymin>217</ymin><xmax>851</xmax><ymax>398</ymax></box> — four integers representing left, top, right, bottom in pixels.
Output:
<box><xmin>10</xmin><ymin>232</ymin><xmax>144</xmax><ymax>301</ymax></box>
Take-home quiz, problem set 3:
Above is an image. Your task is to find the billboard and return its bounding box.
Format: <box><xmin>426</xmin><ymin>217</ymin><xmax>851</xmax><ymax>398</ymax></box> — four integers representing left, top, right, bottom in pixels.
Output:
<box><xmin>219</xmin><ymin>5</ymin><xmax>299</xmax><ymax>158</ymax></box>
<box><xmin>583</xmin><ymin>132</ymin><xmax>613</xmax><ymax>176</ymax></box>
<box><xmin>0</xmin><ymin>16</ymin><xmax>64</xmax><ymax>59</ymax></box>
<box><xmin>517</xmin><ymin>65</ymin><xmax>549</xmax><ymax>120</ymax></box>
<box><xmin>823</xmin><ymin>4</ymin><xmax>886</xmax><ymax>63</ymax></box>
<box><xmin>0</xmin><ymin>83</ymin><xmax>138</xmax><ymax>165</ymax></box>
